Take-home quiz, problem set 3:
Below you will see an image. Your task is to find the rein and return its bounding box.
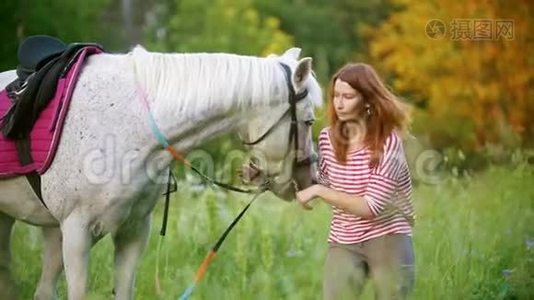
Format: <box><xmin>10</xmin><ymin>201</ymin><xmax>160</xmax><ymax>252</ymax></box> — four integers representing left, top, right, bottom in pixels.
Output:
<box><xmin>137</xmin><ymin>76</ymin><xmax>262</xmax><ymax>298</ymax></box>
<box><xmin>135</xmin><ymin>61</ymin><xmax>309</xmax><ymax>299</ymax></box>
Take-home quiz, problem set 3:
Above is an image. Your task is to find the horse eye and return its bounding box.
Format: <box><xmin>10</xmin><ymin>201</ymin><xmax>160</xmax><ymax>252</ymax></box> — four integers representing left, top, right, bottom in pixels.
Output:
<box><xmin>304</xmin><ymin>120</ymin><xmax>315</xmax><ymax>126</ymax></box>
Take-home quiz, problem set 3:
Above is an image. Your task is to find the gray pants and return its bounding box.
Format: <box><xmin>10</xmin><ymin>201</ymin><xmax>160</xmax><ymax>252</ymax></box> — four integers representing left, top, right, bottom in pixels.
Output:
<box><xmin>323</xmin><ymin>234</ymin><xmax>415</xmax><ymax>300</ymax></box>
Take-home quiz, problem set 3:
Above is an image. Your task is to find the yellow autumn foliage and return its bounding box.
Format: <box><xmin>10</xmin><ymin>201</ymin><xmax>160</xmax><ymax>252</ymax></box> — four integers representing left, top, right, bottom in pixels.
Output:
<box><xmin>366</xmin><ymin>0</ymin><xmax>533</xmax><ymax>151</ymax></box>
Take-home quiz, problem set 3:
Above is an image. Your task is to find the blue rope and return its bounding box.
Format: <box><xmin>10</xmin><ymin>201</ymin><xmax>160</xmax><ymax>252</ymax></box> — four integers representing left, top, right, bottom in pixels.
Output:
<box><xmin>179</xmin><ymin>283</ymin><xmax>196</xmax><ymax>300</ymax></box>
<box><xmin>147</xmin><ymin>113</ymin><xmax>169</xmax><ymax>148</ymax></box>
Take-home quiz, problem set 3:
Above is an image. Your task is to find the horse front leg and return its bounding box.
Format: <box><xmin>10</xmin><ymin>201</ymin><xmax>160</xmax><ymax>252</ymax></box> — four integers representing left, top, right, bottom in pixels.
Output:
<box><xmin>0</xmin><ymin>212</ymin><xmax>17</xmax><ymax>300</ymax></box>
<box><xmin>112</xmin><ymin>215</ymin><xmax>152</xmax><ymax>300</ymax></box>
<box><xmin>61</xmin><ymin>212</ymin><xmax>91</xmax><ymax>300</ymax></box>
<box><xmin>34</xmin><ymin>226</ymin><xmax>64</xmax><ymax>300</ymax></box>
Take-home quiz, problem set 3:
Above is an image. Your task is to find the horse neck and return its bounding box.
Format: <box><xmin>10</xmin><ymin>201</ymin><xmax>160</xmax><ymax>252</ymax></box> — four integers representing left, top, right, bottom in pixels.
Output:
<box><xmin>132</xmin><ymin>50</ymin><xmax>288</xmax><ymax>150</ymax></box>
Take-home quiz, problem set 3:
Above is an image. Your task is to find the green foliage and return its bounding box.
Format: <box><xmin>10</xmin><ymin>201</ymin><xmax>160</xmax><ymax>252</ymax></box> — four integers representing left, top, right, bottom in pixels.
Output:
<box><xmin>11</xmin><ymin>165</ymin><xmax>534</xmax><ymax>299</ymax></box>
<box><xmin>254</xmin><ymin>0</ymin><xmax>395</xmax><ymax>82</ymax></box>
<box><xmin>0</xmin><ymin>0</ymin><xmax>117</xmax><ymax>71</ymax></box>
<box><xmin>144</xmin><ymin>0</ymin><xmax>394</xmax><ymax>81</ymax></box>
<box><xmin>145</xmin><ymin>0</ymin><xmax>293</xmax><ymax>55</ymax></box>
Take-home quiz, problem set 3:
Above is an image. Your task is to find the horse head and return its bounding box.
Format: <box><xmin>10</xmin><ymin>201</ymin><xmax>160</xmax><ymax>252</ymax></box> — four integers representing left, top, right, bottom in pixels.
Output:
<box><xmin>239</xmin><ymin>48</ymin><xmax>322</xmax><ymax>201</ymax></box>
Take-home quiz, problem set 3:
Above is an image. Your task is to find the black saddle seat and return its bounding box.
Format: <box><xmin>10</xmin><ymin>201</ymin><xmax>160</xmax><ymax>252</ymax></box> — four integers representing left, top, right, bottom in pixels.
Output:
<box><xmin>16</xmin><ymin>35</ymin><xmax>67</xmax><ymax>81</ymax></box>
<box><xmin>2</xmin><ymin>36</ymin><xmax>104</xmax><ymax>140</ymax></box>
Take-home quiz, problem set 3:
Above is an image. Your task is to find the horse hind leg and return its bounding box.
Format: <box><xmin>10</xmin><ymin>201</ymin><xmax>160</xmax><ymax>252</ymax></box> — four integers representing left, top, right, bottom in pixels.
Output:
<box><xmin>112</xmin><ymin>215</ymin><xmax>152</xmax><ymax>300</ymax></box>
<box><xmin>0</xmin><ymin>212</ymin><xmax>17</xmax><ymax>300</ymax></box>
<box><xmin>34</xmin><ymin>226</ymin><xmax>64</xmax><ymax>300</ymax></box>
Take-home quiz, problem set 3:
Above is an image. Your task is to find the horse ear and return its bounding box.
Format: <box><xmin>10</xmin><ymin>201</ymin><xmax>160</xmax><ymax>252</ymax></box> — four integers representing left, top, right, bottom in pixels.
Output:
<box><xmin>282</xmin><ymin>48</ymin><xmax>301</xmax><ymax>60</ymax></box>
<box><xmin>132</xmin><ymin>44</ymin><xmax>147</xmax><ymax>52</ymax></box>
<box><xmin>292</xmin><ymin>57</ymin><xmax>312</xmax><ymax>92</ymax></box>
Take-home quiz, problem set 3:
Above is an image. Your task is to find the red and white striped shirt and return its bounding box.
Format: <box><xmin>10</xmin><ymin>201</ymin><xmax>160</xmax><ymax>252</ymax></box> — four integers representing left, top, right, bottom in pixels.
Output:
<box><xmin>318</xmin><ymin>127</ymin><xmax>415</xmax><ymax>244</ymax></box>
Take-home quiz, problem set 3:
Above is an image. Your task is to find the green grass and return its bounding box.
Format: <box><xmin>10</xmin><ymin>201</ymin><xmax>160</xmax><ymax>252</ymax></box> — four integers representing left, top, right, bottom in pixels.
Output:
<box><xmin>11</xmin><ymin>164</ymin><xmax>534</xmax><ymax>299</ymax></box>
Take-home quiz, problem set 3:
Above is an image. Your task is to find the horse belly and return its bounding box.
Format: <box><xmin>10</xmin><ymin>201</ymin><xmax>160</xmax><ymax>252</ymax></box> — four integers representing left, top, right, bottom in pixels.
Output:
<box><xmin>0</xmin><ymin>177</ymin><xmax>58</xmax><ymax>226</ymax></box>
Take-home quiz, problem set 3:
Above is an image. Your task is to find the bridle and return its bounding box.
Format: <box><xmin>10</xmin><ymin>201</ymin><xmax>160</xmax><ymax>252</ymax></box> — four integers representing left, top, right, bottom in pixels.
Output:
<box><xmin>240</xmin><ymin>63</ymin><xmax>317</xmax><ymax>177</ymax></box>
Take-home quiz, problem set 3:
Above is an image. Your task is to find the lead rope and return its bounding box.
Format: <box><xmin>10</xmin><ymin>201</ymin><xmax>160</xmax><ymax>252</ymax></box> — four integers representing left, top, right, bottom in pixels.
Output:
<box><xmin>179</xmin><ymin>186</ymin><xmax>267</xmax><ymax>300</ymax></box>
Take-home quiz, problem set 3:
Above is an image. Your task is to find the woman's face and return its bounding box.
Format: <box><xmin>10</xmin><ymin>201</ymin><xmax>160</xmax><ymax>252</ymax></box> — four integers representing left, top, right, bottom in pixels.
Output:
<box><xmin>333</xmin><ymin>79</ymin><xmax>362</xmax><ymax>121</ymax></box>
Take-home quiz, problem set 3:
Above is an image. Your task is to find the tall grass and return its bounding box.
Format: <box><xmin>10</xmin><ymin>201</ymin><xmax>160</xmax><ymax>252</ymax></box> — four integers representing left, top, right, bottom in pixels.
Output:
<box><xmin>10</xmin><ymin>164</ymin><xmax>534</xmax><ymax>299</ymax></box>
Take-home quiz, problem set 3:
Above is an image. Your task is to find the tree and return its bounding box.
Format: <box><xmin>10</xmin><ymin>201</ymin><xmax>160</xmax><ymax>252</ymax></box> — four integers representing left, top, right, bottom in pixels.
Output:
<box><xmin>367</xmin><ymin>0</ymin><xmax>534</xmax><ymax>152</ymax></box>
<box><xmin>0</xmin><ymin>0</ymin><xmax>119</xmax><ymax>71</ymax></box>
<box><xmin>254</xmin><ymin>0</ymin><xmax>395</xmax><ymax>82</ymax></box>
<box><xmin>145</xmin><ymin>0</ymin><xmax>292</xmax><ymax>56</ymax></box>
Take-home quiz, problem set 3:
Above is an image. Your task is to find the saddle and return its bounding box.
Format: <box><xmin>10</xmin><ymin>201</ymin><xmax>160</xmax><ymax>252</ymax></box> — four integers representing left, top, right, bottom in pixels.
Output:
<box><xmin>2</xmin><ymin>35</ymin><xmax>103</xmax><ymax>140</ymax></box>
<box><xmin>0</xmin><ymin>35</ymin><xmax>103</xmax><ymax>206</ymax></box>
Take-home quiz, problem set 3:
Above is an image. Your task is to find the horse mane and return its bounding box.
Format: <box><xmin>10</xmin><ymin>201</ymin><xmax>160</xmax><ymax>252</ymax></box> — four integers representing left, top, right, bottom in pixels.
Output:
<box><xmin>130</xmin><ymin>46</ymin><xmax>315</xmax><ymax>116</ymax></box>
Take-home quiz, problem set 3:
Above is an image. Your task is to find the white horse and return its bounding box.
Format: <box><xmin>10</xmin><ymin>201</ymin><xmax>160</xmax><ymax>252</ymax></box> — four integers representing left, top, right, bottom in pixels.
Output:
<box><xmin>0</xmin><ymin>46</ymin><xmax>322</xmax><ymax>299</ymax></box>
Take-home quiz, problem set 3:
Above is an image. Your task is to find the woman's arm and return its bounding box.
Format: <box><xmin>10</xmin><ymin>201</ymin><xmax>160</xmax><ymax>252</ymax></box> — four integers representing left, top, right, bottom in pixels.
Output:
<box><xmin>296</xmin><ymin>184</ymin><xmax>374</xmax><ymax>219</ymax></box>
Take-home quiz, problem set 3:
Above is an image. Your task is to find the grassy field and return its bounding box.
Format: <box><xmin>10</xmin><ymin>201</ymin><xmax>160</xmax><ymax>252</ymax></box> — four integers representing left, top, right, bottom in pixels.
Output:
<box><xmin>11</xmin><ymin>164</ymin><xmax>534</xmax><ymax>299</ymax></box>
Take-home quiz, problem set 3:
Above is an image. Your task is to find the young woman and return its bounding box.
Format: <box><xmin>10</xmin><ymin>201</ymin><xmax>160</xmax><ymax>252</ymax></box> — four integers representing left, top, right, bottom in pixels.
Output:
<box><xmin>296</xmin><ymin>63</ymin><xmax>415</xmax><ymax>299</ymax></box>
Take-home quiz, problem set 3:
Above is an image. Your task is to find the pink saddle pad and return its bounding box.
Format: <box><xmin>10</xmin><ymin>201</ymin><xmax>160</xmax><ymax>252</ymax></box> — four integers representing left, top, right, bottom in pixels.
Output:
<box><xmin>0</xmin><ymin>46</ymin><xmax>102</xmax><ymax>178</ymax></box>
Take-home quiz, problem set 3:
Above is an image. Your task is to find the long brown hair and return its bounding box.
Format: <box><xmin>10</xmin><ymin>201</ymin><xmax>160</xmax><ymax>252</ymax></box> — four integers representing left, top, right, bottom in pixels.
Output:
<box><xmin>328</xmin><ymin>63</ymin><xmax>411</xmax><ymax>167</ymax></box>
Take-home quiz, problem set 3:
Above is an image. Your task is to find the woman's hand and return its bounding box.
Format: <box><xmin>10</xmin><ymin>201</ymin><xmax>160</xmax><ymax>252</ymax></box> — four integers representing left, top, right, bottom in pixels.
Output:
<box><xmin>296</xmin><ymin>184</ymin><xmax>321</xmax><ymax>210</ymax></box>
